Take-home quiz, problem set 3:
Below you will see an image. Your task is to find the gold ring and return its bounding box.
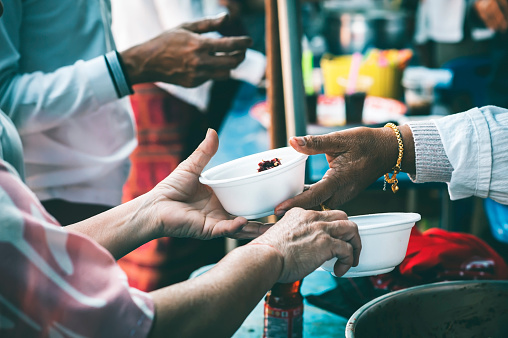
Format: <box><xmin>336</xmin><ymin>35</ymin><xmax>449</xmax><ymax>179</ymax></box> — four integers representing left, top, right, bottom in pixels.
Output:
<box><xmin>320</xmin><ymin>203</ymin><xmax>331</xmax><ymax>211</ymax></box>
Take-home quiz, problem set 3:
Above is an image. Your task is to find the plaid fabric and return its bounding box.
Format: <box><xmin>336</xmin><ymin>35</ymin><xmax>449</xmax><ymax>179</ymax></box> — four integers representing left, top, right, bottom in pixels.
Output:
<box><xmin>118</xmin><ymin>83</ymin><xmax>224</xmax><ymax>291</ymax></box>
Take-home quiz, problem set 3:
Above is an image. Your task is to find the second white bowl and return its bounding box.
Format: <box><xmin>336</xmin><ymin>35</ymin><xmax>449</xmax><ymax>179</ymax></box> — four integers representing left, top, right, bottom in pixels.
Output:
<box><xmin>320</xmin><ymin>212</ymin><xmax>421</xmax><ymax>277</ymax></box>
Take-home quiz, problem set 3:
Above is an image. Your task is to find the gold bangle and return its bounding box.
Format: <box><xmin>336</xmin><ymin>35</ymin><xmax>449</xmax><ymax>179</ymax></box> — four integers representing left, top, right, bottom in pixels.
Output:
<box><xmin>383</xmin><ymin>123</ymin><xmax>403</xmax><ymax>193</ymax></box>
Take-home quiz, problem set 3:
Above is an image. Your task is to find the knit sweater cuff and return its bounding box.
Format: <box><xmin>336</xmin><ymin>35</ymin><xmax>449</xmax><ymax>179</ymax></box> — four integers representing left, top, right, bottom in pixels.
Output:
<box><xmin>407</xmin><ymin>121</ymin><xmax>453</xmax><ymax>183</ymax></box>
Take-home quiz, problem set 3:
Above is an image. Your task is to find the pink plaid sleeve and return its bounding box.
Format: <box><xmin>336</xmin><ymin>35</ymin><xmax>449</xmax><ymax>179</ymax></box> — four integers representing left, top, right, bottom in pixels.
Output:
<box><xmin>0</xmin><ymin>161</ymin><xmax>154</xmax><ymax>337</ymax></box>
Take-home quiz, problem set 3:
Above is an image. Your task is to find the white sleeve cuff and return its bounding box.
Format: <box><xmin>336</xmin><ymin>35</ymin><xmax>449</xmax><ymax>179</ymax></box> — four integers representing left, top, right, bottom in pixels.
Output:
<box><xmin>82</xmin><ymin>56</ymin><xmax>120</xmax><ymax>105</ymax></box>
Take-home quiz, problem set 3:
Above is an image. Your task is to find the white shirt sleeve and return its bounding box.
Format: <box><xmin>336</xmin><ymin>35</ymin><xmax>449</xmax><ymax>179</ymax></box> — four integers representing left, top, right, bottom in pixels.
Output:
<box><xmin>434</xmin><ymin>106</ymin><xmax>508</xmax><ymax>205</ymax></box>
<box><xmin>0</xmin><ymin>5</ymin><xmax>118</xmax><ymax>135</ymax></box>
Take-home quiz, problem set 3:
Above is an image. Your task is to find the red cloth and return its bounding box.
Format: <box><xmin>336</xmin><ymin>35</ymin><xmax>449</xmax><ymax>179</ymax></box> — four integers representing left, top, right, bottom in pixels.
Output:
<box><xmin>372</xmin><ymin>227</ymin><xmax>508</xmax><ymax>291</ymax></box>
<box><xmin>118</xmin><ymin>84</ymin><xmax>224</xmax><ymax>291</ymax></box>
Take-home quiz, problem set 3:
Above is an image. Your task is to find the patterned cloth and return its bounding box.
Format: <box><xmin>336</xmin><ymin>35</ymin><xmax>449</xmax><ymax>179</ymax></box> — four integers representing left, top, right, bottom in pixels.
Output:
<box><xmin>118</xmin><ymin>84</ymin><xmax>225</xmax><ymax>291</ymax></box>
<box><xmin>0</xmin><ymin>160</ymin><xmax>154</xmax><ymax>337</ymax></box>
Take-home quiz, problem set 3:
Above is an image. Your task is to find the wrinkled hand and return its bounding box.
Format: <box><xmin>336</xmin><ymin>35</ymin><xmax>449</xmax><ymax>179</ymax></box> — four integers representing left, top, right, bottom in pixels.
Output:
<box><xmin>275</xmin><ymin>127</ymin><xmax>399</xmax><ymax>213</ymax></box>
<box><xmin>147</xmin><ymin>129</ymin><xmax>271</xmax><ymax>240</ymax></box>
<box><xmin>121</xmin><ymin>13</ymin><xmax>252</xmax><ymax>88</ymax></box>
<box><xmin>251</xmin><ymin>208</ymin><xmax>361</xmax><ymax>281</ymax></box>
<box><xmin>474</xmin><ymin>0</ymin><xmax>508</xmax><ymax>32</ymax></box>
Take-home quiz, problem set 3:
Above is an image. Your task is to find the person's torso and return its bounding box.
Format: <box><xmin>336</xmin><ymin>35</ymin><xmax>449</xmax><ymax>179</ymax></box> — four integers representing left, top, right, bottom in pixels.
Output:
<box><xmin>18</xmin><ymin>0</ymin><xmax>115</xmax><ymax>73</ymax></box>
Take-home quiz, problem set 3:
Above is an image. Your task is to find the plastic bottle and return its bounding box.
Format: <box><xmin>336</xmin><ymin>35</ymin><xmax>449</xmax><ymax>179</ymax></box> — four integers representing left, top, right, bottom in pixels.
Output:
<box><xmin>263</xmin><ymin>281</ymin><xmax>304</xmax><ymax>338</ymax></box>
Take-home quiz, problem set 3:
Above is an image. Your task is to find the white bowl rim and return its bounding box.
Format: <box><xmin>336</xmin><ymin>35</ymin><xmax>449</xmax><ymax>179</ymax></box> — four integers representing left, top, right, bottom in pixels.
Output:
<box><xmin>349</xmin><ymin>212</ymin><xmax>421</xmax><ymax>231</ymax></box>
<box><xmin>199</xmin><ymin>147</ymin><xmax>308</xmax><ymax>186</ymax></box>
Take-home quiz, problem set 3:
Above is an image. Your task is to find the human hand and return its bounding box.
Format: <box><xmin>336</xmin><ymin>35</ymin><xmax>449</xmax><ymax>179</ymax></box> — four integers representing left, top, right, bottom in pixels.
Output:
<box><xmin>147</xmin><ymin>129</ymin><xmax>271</xmax><ymax>240</ymax></box>
<box><xmin>274</xmin><ymin>126</ymin><xmax>413</xmax><ymax>213</ymax></box>
<box><xmin>474</xmin><ymin>0</ymin><xmax>508</xmax><ymax>32</ymax></box>
<box><xmin>250</xmin><ymin>208</ymin><xmax>361</xmax><ymax>281</ymax></box>
<box><xmin>121</xmin><ymin>13</ymin><xmax>252</xmax><ymax>88</ymax></box>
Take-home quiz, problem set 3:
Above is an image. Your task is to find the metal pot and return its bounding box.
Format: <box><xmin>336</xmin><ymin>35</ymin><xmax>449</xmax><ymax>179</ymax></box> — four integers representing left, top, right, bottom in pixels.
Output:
<box><xmin>324</xmin><ymin>9</ymin><xmax>414</xmax><ymax>55</ymax></box>
<box><xmin>346</xmin><ymin>280</ymin><xmax>508</xmax><ymax>337</ymax></box>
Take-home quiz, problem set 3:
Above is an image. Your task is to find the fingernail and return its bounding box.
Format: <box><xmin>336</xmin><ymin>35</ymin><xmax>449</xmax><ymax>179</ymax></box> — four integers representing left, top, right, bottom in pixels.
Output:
<box><xmin>293</xmin><ymin>137</ymin><xmax>306</xmax><ymax>147</ymax></box>
<box><xmin>206</xmin><ymin>128</ymin><xmax>213</xmax><ymax>137</ymax></box>
<box><xmin>213</xmin><ymin>12</ymin><xmax>228</xmax><ymax>20</ymax></box>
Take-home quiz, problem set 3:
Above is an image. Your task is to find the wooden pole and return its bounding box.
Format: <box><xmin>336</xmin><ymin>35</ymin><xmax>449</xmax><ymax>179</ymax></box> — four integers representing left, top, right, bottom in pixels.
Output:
<box><xmin>265</xmin><ymin>0</ymin><xmax>287</xmax><ymax>149</ymax></box>
<box><xmin>277</xmin><ymin>0</ymin><xmax>307</xmax><ymax>138</ymax></box>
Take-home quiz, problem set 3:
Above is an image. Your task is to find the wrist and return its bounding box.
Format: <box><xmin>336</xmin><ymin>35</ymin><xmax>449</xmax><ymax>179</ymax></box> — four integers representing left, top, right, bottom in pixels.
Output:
<box><xmin>373</xmin><ymin>126</ymin><xmax>400</xmax><ymax>175</ymax></box>
<box><xmin>120</xmin><ymin>47</ymin><xmax>148</xmax><ymax>86</ymax></box>
<box><xmin>247</xmin><ymin>242</ymin><xmax>284</xmax><ymax>281</ymax></box>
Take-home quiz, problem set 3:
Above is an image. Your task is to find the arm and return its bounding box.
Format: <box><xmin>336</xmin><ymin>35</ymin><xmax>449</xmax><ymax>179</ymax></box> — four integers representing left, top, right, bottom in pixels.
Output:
<box><xmin>66</xmin><ymin>129</ymin><xmax>269</xmax><ymax>259</ymax></box>
<box><xmin>432</xmin><ymin>106</ymin><xmax>508</xmax><ymax>204</ymax></box>
<box><xmin>149</xmin><ymin>207</ymin><xmax>360</xmax><ymax>338</ymax></box>
<box><xmin>276</xmin><ymin>106</ymin><xmax>508</xmax><ymax>213</ymax></box>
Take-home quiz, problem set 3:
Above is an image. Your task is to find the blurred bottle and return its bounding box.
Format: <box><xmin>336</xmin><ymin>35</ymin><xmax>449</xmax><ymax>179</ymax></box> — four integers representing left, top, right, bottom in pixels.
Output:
<box><xmin>263</xmin><ymin>280</ymin><xmax>304</xmax><ymax>338</ymax></box>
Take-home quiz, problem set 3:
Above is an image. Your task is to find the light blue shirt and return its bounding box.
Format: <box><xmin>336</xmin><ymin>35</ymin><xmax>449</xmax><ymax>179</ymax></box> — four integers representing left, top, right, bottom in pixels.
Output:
<box><xmin>0</xmin><ymin>108</ymin><xmax>24</xmax><ymax>180</ymax></box>
<box><xmin>0</xmin><ymin>0</ymin><xmax>136</xmax><ymax>206</ymax></box>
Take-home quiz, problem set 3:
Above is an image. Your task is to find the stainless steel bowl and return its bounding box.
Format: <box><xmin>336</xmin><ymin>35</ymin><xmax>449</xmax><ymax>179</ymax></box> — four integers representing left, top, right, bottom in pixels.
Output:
<box><xmin>346</xmin><ymin>280</ymin><xmax>508</xmax><ymax>337</ymax></box>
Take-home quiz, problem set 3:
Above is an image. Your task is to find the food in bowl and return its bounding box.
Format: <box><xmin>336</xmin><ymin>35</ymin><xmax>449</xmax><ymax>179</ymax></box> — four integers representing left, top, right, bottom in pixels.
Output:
<box><xmin>199</xmin><ymin>147</ymin><xmax>308</xmax><ymax>219</ymax></box>
<box><xmin>320</xmin><ymin>212</ymin><xmax>421</xmax><ymax>277</ymax></box>
<box><xmin>257</xmin><ymin>158</ymin><xmax>282</xmax><ymax>172</ymax></box>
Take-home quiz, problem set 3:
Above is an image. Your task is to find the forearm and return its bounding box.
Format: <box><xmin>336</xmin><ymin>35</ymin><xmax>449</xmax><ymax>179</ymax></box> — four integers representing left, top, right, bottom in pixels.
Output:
<box><xmin>148</xmin><ymin>244</ymin><xmax>283</xmax><ymax>338</ymax></box>
<box><xmin>0</xmin><ymin>57</ymin><xmax>119</xmax><ymax>134</ymax></box>
<box><xmin>66</xmin><ymin>194</ymin><xmax>159</xmax><ymax>259</ymax></box>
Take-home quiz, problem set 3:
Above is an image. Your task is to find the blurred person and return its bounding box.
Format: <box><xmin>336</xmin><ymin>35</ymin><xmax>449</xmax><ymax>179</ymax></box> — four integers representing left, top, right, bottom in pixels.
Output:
<box><xmin>110</xmin><ymin>0</ymin><xmax>266</xmax><ymax>290</ymax></box>
<box><xmin>0</xmin><ymin>0</ymin><xmax>251</xmax><ymax>226</ymax></box>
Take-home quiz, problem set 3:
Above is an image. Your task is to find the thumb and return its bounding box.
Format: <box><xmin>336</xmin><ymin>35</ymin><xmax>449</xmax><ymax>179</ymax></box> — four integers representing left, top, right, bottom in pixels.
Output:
<box><xmin>289</xmin><ymin>133</ymin><xmax>340</xmax><ymax>155</ymax></box>
<box><xmin>181</xmin><ymin>13</ymin><xmax>229</xmax><ymax>34</ymax></box>
<box><xmin>181</xmin><ymin>129</ymin><xmax>219</xmax><ymax>175</ymax></box>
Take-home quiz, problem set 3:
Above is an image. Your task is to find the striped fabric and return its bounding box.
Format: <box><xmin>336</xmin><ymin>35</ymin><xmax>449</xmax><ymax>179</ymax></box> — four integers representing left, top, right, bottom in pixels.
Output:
<box><xmin>118</xmin><ymin>84</ymin><xmax>225</xmax><ymax>291</ymax></box>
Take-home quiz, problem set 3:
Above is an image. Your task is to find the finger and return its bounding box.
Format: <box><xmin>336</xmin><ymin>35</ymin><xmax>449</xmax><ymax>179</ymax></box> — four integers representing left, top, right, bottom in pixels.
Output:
<box><xmin>314</xmin><ymin>209</ymin><xmax>349</xmax><ymax>222</ymax></box>
<box><xmin>210</xmin><ymin>216</ymin><xmax>249</xmax><ymax>238</ymax></box>
<box><xmin>274</xmin><ymin>174</ymin><xmax>338</xmax><ymax>215</ymax></box>
<box><xmin>203</xmin><ymin>36</ymin><xmax>253</xmax><ymax>53</ymax></box>
<box><xmin>181</xmin><ymin>12</ymin><xmax>229</xmax><ymax>33</ymax></box>
<box><xmin>288</xmin><ymin>132</ymin><xmax>343</xmax><ymax>155</ymax></box>
<box><xmin>229</xmin><ymin>221</ymin><xmax>274</xmax><ymax>239</ymax></box>
<box><xmin>331</xmin><ymin>240</ymin><xmax>355</xmax><ymax>277</ymax></box>
<box><xmin>498</xmin><ymin>0</ymin><xmax>508</xmax><ymax>18</ymax></box>
<box><xmin>327</xmin><ymin>220</ymin><xmax>361</xmax><ymax>267</ymax></box>
<box><xmin>201</xmin><ymin>52</ymin><xmax>246</xmax><ymax>70</ymax></box>
<box><xmin>181</xmin><ymin>128</ymin><xmax>219</xmax><ymax>175</ymax></box>
<box><xmin>489</xmin><ymin>1</ymin><xmax>507</xmax><ymax>30</ymax></box>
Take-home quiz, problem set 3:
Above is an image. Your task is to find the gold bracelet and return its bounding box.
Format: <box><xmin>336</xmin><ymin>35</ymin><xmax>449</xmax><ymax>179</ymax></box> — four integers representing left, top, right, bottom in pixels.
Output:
<box><xmin>383</xmin><ymin>123</ymin><xmax>403</xmax><ymax>193</ymax></box>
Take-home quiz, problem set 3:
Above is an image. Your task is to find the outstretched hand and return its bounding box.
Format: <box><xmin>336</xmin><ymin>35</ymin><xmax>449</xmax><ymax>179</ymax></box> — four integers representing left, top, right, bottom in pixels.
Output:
<box><xmin>121</xmin><ymin>13</ymin><xmax>252</xmax><ymax>88</ymax></box>
<box><xmin>149</xmin><ymin>129</ymin><xmax>270</xmax><ymax>240</ymax></box>
<box><xmin>275</xmin><ymin>127</ymin><xmax>403</xmax><ymax>214</ymax></box>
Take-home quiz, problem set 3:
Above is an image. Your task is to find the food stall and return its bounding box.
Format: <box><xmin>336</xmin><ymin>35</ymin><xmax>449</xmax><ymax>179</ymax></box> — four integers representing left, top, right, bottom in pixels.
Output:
<box><xmin>204</xmin><ymin>0</ymin><xmax>508</xmax><ymax>336</ymax></box>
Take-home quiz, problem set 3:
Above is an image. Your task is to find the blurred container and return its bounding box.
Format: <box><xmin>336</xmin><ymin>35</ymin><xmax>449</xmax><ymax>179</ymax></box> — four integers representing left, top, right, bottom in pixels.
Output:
<box><xmin>402</xmin><ymin>67</ymin><xmax>453</xmax><ymax>115</ymax></box>
<box><xmin>338</xmin><ymin>76</ymin><xmax>373</xmax><ymax>124</ymax></box>
<box><xmin>324</xmin><ymin>9</ymin><xmax>413</xmax><ymax>55</ymax></box>
<box><xmin>321</xmin><ymin>50</ymin><xmax>410</xmax><ymax>99</ymax></box>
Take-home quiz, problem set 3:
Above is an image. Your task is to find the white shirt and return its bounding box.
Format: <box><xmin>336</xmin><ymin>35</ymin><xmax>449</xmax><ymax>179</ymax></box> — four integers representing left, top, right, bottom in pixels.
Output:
<box><xmin>0</xmin><ymin>0</ymin><xmax>136</xmax><ymax>206</ymax></box>
<box><xmin>409</xmin><ymin>106</ymin><xmax>508</xmax><ymax>205</ymax></box>
<box><xmin>414</xmin><ymin>0</ymin><xmax>494</xmax><ymax>44</ymax></box>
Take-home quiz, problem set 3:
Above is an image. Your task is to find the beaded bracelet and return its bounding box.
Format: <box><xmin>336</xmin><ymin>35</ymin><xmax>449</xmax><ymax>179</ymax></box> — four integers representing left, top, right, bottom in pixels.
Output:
<box><xmin>383</xmin><ymin>123</ymin><xmax>404</xmax><ymax>193</ymax></box>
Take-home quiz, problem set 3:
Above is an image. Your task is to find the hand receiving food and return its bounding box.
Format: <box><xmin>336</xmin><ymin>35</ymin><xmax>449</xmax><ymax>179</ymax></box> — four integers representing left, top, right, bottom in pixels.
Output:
<box><xmin>250</xmin><ymin>208</ymin><xmax>361</xmax><ymax>281</ymax></box>
<box><xmin>148</xmin><ymin>129</ymin><xmax>270</xmax><ymax>241</ymax></box>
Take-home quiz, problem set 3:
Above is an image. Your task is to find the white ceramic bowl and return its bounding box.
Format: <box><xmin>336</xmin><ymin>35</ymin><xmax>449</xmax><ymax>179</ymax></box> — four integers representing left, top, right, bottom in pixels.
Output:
<box><xmin>199</xmin><ymin>147</ymin><xmax>308</xmax><ymax>219</ymax></box>
<box><xmin>320</xmin><ymin>212</ymin><xmax>421</xmax><ymax>277</ymax></box>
